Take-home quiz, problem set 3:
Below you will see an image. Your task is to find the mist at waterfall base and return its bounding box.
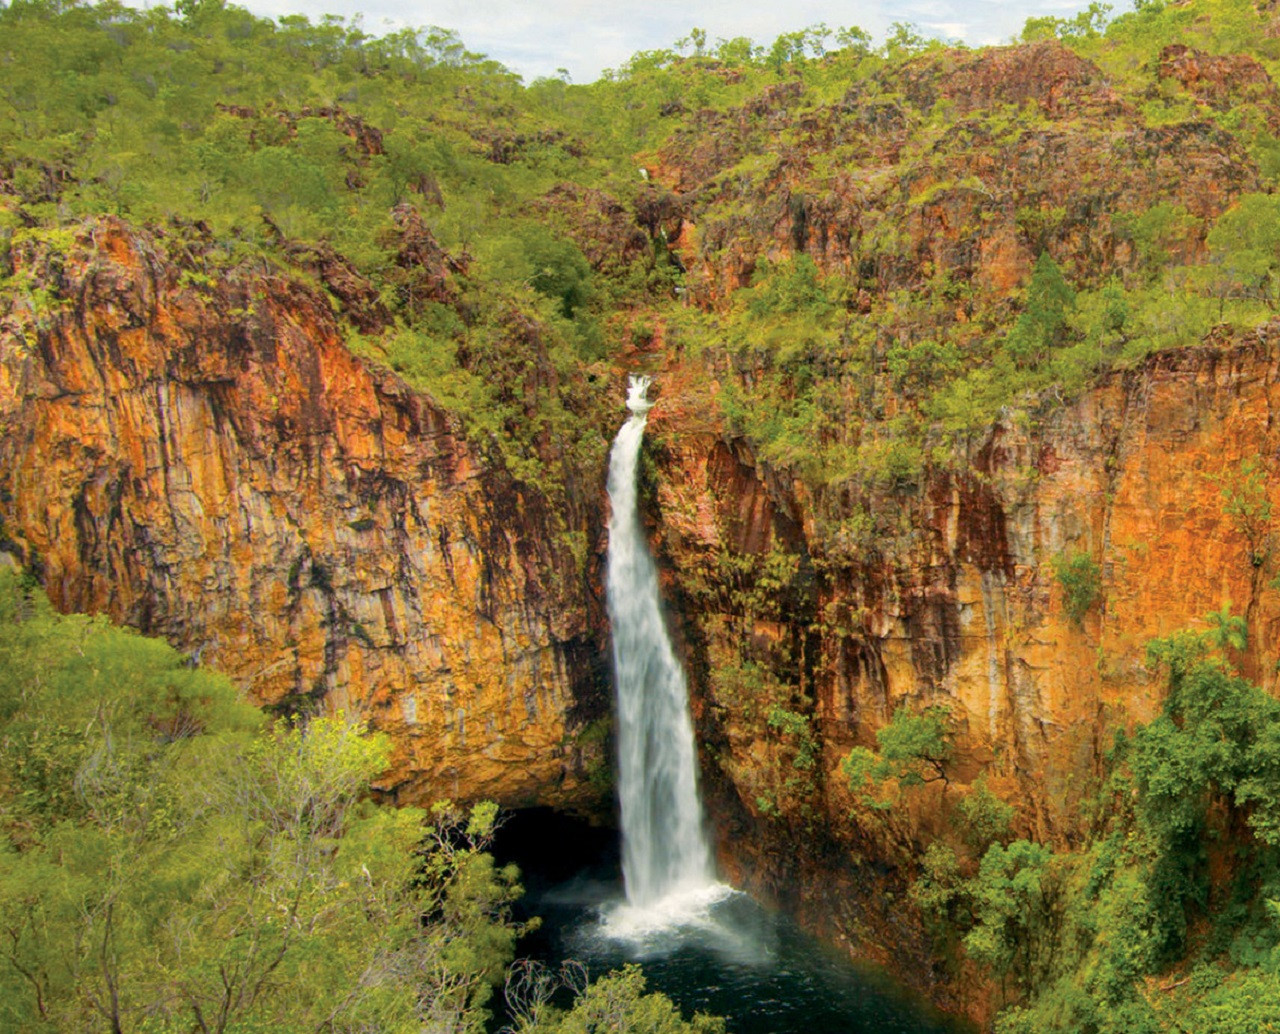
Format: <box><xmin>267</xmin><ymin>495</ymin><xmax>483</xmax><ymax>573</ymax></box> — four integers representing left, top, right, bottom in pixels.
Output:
<box><xmin>488</xmin><ymin>376</ymin><xmax>964</xmax><ymax>1034</ymax></box>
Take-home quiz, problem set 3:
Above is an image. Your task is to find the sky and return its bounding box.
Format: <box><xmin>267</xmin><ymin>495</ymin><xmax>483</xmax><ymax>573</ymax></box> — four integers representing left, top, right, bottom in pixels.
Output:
<box><xmin>237</xmin><ymin>0</ymin><xmax>1113</xmax><ymax>83</ymax></box>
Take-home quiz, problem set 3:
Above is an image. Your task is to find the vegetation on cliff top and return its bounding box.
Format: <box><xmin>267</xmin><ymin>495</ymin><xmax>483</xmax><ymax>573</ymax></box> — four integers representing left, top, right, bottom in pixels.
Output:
<box><xmin>3</xmin><ymin>0</ymin><xmax>1280</xmax><ymax>520</ymax></box>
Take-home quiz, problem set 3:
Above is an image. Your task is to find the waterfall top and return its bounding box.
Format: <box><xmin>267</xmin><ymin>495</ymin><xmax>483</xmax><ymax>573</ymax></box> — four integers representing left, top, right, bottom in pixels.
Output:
<box><xmin>626</xmin><ymin>374</ymin><xmax>654</xmax><ymax>415</ymax></box>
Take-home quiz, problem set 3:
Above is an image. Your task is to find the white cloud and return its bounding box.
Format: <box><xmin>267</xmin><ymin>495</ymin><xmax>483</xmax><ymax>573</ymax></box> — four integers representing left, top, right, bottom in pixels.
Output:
<box><xmin>925</xmin><ymin>20</ymin><xmax>970</xmax><ymax>39</ymax></box>
<box><xmin>217</xmin><ymin>0</ymin><xmax>1109</xmax><ymax>81</ymax></box>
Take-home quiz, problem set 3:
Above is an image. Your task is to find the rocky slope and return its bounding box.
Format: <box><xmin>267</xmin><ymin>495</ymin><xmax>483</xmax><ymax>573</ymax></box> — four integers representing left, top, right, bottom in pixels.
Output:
<box><xmin>649</xmin><ymin>39</ymin><xmax>1260</xmax><ymax>306</ymax></box>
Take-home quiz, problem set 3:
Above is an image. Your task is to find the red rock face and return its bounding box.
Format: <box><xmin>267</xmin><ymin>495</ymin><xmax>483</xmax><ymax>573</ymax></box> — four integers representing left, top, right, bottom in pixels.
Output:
<box><xmin>636</xmin><ymin>321</ymin><xmax>1280</xmax><ymax>1010</ymax></box>
<box><xmin>888</xmin><ymin>41</ymin><xmax>1130</xmax><ymax>119</ymax></box>
<box><xmin>1159</xmin><ymin>43</ymin><xmax>1280</xmax><ymax>126</ymax></box>
<box><xmin>0</xmin><ymin>218</ymin><xmax>609</xmax><ymax>810</ymax></box>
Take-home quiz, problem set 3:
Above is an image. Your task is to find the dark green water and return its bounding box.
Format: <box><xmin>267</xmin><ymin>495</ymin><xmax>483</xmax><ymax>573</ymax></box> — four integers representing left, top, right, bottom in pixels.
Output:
<box><xmin>495</xmin><ymin>812</ymin><xmax>970</xmax><ymax>1034</ymax></box>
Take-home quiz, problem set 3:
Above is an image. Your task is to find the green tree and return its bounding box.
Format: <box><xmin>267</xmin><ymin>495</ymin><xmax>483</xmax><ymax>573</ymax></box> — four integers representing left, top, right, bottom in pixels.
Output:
<box><xmin>0</xmin><ymin>572</ymin><xmax>525</xmax><ymax>1033</ymax></box>
<box><xmin>1135</xmin><ymin>624</ymin><xmax>1280</xmax><ymax>847</ymax></box>
<box><xmin>1021</xmin><ymin>3</ymin><xmax>1112</xmax><ymax>41</ymax></box>
<box><xmin>1214</xmin><ymin>457</ymin><xmax>1273</xmax><ymax>569</ymax></box>
<box><xmin>530</xmin><ymin>965</ymin><xmax>726</xmax><ymax>1034</ymax></box>
<box><xmin>1205</xmin><ymin>194</ymin><xmax>1280</xmax><ymax>310</ymax></box>
<box><xmin>834</xmin><ymin>25</ymin><xmax>873</xmax><ymax>54</ymax></box>
<box><xmin>1052</xmin><ymin>550</ymin><xmax>1102</xmax><ymax>628</ymax></box>
<box><xmin>877</xmin><ymin>705</ymin><xmax>955</xmax><ymax>788</ymax></box>
<box><xmin>883</xmin><ymin>21</ymin><xmax>930</xmax><ymax>58</ymax></box>
<box><xmin>1006</xmin><ymin>252</ymin><xmax>1076</xmax><ymax>369</ymax></box>
<box><xmin>959</xmin><ymin>779</ymin><xmax>1016</xmax><ymax>852</ymax></box>
<box><xmin>964</xmin><ymin>840</ymin><xmax>1059</xmax><ymax>991</ymax></box>
<box><xmin>842</xmin><ymin>704</ymin><xmax>957</xmax><ymax>802</ymax></box>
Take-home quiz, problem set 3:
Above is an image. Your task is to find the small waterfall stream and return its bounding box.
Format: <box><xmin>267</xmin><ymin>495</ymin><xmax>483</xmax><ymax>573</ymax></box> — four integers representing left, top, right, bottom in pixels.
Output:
<box><xmin>605</xmin><ymin>375</ymin><xmax>716</xmax><ymax>918</ymax></box>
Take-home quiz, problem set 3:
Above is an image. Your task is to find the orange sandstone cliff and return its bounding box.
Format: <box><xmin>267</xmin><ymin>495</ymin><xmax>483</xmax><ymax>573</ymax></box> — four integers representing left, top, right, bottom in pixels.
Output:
<box><xmin>640</xmin><ymin>326</ymin><xmax>1280</xmax><ymax>997</ymax></box>
<box><xmin>0</xmin><ymin>218</ymin><xmax>609</xmax><ymax>809</ymax></box>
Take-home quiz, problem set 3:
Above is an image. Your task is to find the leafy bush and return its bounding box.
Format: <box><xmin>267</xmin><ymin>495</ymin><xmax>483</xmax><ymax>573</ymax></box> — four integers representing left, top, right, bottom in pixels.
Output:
<box><xmin>1053</xmin><ymin>550</ymin><xmax>1102</xmax><ymax>627</ymax></box>
<box><xmin>842</xmin><ymin>704</ymin><xmax>956</xmax><ymax>809</ymax></box>
<box><xmin>959</xmin><ymin>779</ymin><xmax>1016</xmax><ymax>851</ymax></box>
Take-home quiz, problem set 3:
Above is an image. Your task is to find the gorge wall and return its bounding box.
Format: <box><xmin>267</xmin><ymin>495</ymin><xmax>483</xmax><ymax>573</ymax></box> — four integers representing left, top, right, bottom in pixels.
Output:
<box><xmin>0</xmin><ymin>218</ymin><xmax>609</xmax><ymax>809</ymax></box>
<box><xmin>643</xmin><ymin>325</ymin><xmax>1280</xmax><ymax>996</ymax></box>
<box><xmin>652</xmin><ymin>324</ymin><xmax>1280</xmax><ymax>838</ymax></box>
<box><xmin>5</xmin><ymin>213</ymin><xmax>1279</xmax><ymax>1000</ymax></box>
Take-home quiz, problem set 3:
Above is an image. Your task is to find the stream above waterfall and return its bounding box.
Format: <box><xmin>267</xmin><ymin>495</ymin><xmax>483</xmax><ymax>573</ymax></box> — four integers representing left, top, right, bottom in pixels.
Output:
<box><xmin>494</xmin><ymin>811</ymin><xmax>971</xmax><ymax>1034</ymax></box>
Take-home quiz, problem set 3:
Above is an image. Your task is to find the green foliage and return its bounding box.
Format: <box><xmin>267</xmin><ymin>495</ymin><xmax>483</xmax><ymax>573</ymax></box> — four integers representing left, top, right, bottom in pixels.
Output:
<box><xmin>1115</xmin><ymin>203</ymin><xmax>1197</xmax><ymax>279</ymax></box>
<box><xmin>840</xmin><ymin>746</ymin><xmax>889</xmax><ymax>810</ymax></box>
<box><xmin>766</xmin><ymin>705</ymin><xmax>818</xmax><ymax>770</ymax></box>
<box><xmin>877</xmin><ymin>705</ymin><xmax>955</xmax><ymax>788</ymax></box>
<box><xmin>1052</xmin><ymin>550</ymin><xmax>1102</xmax><ymax>628</ymax></box>
<box><xmin>713</xmin><ymin>257</ymin><xmax>865</xmax><ymax>483</ymax></box>
<box><xmin>886</xmin><ymin>338</ymin><xmax>962</xmax><ymax>397</ymax></box>
<box><xmin>1205</xmin><ymin>602</ymin><xmax>1249</xmax><ymax>653</ymax></box>
<box><xmin>1021</xmin><ymin>3</ymin><xmax>1114</xmax><ymax>42</ymax></box>
<box><xmin>963</xmin><ymin>840</ymin><xmax>1059</xmax><ymax>988</ymax></box>
<box><xmin>1135</xmin><ymin>626</ymin><xmax>1280</xmax><ymax>846</ymax></box>
<box><xmin>746</xmin><ymin>254</ymin><xmax>833</xmax><ymax>319</ymax></box>
<box><xmin>1214</xmin><ymin>457</ymin><xmax>1274</xmax><ymax>568</ymax></box>
<box><xmin>683</xmin><ymin>542</ymin><xmax>810</xmax><ymax>629</ymax></box>
<box><xmin>911</xmin><ymin>842</ymin><xmax>969</xmax><ymax>930</ymax></box>
<box><xmin>526</xmin><ymin>965</ymin><xmax>726</xmax><ymax>1034</ymax></box>
<box><xmin>883</xmin><ymin>22</ymin><xmax>934</xmax><ymax>59</ymax></box>
<box><xmin>493</xmin><ymin>223</ymin><xmax>594</xmax><ymax>318</ymax></box>
<box><xmin>0</xmin><ymin>571</ymin><xmax>527</xmax><ymax>1033</ymax></box>
<box><xmin>958</xmin><ymin>779</ymin><xmax>1016</xmax><ymax>852</ymax></box>
<box><xmin>1182</xmin><ymin>970</ymin><xmax>1280</xmax><ymax>1033</ymax></box>
<box><xmin>842</xmin><ymin>704</ymin><xmax>956</xmax><ymax>810</ymax></box>
<box><xmin>1006</xmin><ymin>253</ymin><xmax>1076</xmax><ymax>370</ymax></box>
<box><xmin>1204</xmin><ymin>194</ymin><xmax>1280</xmax><ymax>310</ymax></box>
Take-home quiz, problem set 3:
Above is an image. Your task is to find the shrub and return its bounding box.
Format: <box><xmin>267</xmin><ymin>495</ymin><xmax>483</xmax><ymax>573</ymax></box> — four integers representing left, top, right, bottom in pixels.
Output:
<box><xmin>1053</xmin><ymin>550</ymin><xmax>1101</xmax><ymax>627</ymax></box>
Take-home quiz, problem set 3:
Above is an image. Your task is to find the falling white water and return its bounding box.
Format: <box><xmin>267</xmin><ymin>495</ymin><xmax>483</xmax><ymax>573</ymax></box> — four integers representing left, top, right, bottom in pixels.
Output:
<box><xmin>605</xmin><ymin>375</ymin><xmax>720</xmax><ymax>927</ymax></box>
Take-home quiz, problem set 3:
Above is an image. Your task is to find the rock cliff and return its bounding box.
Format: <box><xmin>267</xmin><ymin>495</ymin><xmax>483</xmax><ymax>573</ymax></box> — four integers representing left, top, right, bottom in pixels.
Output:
<box><xmin>634</xmin><ymin>322</ymin><xmax>1280</xmax><ymax>1006</ymax></box>
<box><xmin>0</xmin><ymin>218</ymin><xmax>609</xmax><ymax>809</ymax></box>
<box><xmin>651</xmin><ymin>321</ymin><xmax>1280</xmax><ymax>810</ymax></box>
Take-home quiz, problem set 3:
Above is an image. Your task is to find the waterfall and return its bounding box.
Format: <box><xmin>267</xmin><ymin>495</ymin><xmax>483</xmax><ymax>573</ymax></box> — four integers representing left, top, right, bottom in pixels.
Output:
<box><xmin>606</xmin><ymin>375</ymin><xmax>715</xmax><ymax>913</ymax></box>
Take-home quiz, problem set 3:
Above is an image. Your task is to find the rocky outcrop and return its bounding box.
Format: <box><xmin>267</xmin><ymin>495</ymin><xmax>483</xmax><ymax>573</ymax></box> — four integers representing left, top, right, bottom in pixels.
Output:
<box><xmin>0</xmin><ymin>218</ymin><xmax>609</xmax><ymax>809</ymax></box>
<box><xmin>653</xmin><ymin>41</ymin><xmax>1260</xmax><ymax>305</ymax></box>
<box><xmin>215</xmin><ymin>102</ymin><xmax>386</xmax><ymax>157</ymax></box>
<box><xmin>1158</xmin><ymin>43</ymin><xmax>1280</xmax><ymax>127</ymax></box>
<box><xmin>887</xmin><ymin>40</ymin><xmax>1130</xmax><ymax>120</ymax></box>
